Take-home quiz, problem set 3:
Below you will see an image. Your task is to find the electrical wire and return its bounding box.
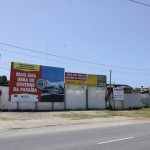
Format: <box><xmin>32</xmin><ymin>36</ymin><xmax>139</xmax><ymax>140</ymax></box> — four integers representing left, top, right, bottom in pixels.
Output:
<box><xmin>129</xmin><ymin>0</ymin><xmax>150</xmax><ymax>7</ymax></box>
<box><xmin>1</xmin><ymin>48</ymin><xmax>150</xmax><ymax>76</ymax></box>
<box><xmin>0</xmin><ymin>67</ymin><xmax>9</xmax><ymax>70</ymax></box>
<box><xmin>0</xmin><ymin>48</ymin><xmax>109</xmax><ymax>71</ymax></box>
<box><xmin>1</xmin><ymin>42</ymin><xmax>150</xmax><ymax>71</ymax></box>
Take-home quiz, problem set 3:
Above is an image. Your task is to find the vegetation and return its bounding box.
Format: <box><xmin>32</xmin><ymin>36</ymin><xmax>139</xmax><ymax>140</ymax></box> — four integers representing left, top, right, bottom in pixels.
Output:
<box><xmin>60</xmin><ymin>108</ymin><xmax>150</xmax><ymax>120</ymax></box>
<box><xmin>0</xmin><ymin>75</ymin><xmax>9</xmax><ymax>85</ymax></box>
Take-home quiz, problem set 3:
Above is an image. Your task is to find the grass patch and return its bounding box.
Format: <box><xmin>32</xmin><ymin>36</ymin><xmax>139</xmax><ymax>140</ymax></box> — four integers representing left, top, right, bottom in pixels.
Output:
<box><xmin>61</xmin><ymin>113</ymin><xmax>99</xmax><ymax>120</ymax></box>
<box><xmin>60</xmin><ymin>108</ymin><xmax>150</xmax><ymax>120</ymax></box>
<box><xmin>99</xmin><ymin>108</ymin><xmax>150</xmax><ymax>118</ymax></box>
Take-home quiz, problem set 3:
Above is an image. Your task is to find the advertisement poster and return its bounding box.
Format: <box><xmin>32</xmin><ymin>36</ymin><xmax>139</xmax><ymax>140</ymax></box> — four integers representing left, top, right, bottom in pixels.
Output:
<box><xmin>97</xmin><ymin>75</ymin><xmax>107</xmax><ymax>87</ymax></box>
<box><xmin>65</xmin><ymin>72</ymin><xmax>107</xmax><ymax>87</ymax></box>
<box><xmin>87</xmin><ymin>74</ymin><xmax>107</xmax><ymax>87</ymax></box>
<box><xmin>113</xmin><ymin>87</ymin><xmax>124</xmax><ymax>101</ymax></box>
<box><xmin>9</xmin><ymin>62</ymin><xmax>64</xmax><ymax>102</ymax></box>
<box><xmin>87</xmin><ymin>74</ymin><xmax>97</xmax><ymax>87</ymax></box>
<box><xmin>65</xmin><ymin>72</ymin><xmax>87</xmax><ymax>86</ymax></box>
<box><xmin>41</xmin><ymin>66</ymin><xmax>64</xmax><ymax>102</ymax></box>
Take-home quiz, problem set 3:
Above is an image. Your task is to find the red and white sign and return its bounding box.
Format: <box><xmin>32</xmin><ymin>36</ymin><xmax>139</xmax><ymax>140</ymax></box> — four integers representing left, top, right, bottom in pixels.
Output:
<box><xmin>65</xmin><ymin>72</ymin><xmax>87</xmax><ymax>80</ymax></box>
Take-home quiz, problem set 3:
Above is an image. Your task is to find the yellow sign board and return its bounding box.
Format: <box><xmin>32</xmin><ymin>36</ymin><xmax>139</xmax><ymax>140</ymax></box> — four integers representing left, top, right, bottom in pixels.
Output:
<box><xmin>87</xmin><ymin>74</ymin><xmax>97</xmax><ymax>87</ymax></box>
<box><xmin>13</xmin><ymin>62</ymin><xmax>40</xmax><ymax>71</ymax></box>
<box><xmin>65</xmin><ymin>80</ymin><xmax>87</xmax><ymax>86</ymax></box>
<box><xmin>65</xmin><ymin>72</ymin><xmax>106</xmax><ymax>87</ymax></box>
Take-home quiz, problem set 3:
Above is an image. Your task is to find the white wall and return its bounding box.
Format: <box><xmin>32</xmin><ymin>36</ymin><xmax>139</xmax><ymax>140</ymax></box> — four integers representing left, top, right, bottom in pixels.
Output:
<box><xmin>17</xmin><ymin>102</ymin><xmax>36</xmax><ymax>110</ymax></box>
<box><xmin>141</xmin><ymin>94</ymin><xmax>150</xmax><ymax>107</ymax></box>
<box><xmin>2</xmin><ymin>86</ymin><xmax>148</xmax><ymax>111</ymax></box>
<box><xmin>0</xmin><ymin>86</ymin><xmax>17</xmax><ymax>110</ymax></box>
<box><xmin>123</xmin><ymin>94</ymin><xmax>143</xmax><ymax>109</ymax></box>
<box><xmin>112</xmin><ymin>94</ymin><xmax>143</xmax><ymax>109</ymax></box>
<box><xmin>112</xmin><ymin>100</ymin><xmax>123</xmax><ymax>110</ymax></box>
<box><xmin>0</xmin><ymin>86</ymin><xmax>65</xmax><ymax>111</ymax></box>
<box><xmin>88</xmin><ymin>87</ymin><xmax>106</xmax><ymax>109</ymax></box>
<box><xmin>53</xmin><ymin>102</ymin><xmax>65</xmax><ymax>110</ymax></box>
<box><xmin>65</xmin><ymin>89</ymin><xmax>86</xmax><ymax>109</ymax></box>
<box><xmin>37</xmin><ymin>102</ymin><xmax>52</xmax><ymax>111</ymax></box>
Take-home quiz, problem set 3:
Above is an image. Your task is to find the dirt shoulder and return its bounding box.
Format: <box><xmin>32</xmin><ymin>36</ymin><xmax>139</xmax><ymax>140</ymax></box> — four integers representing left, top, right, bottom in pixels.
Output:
<box><xmin>0</xmin><ymin>110</ymin><xmax>150</xmax><ymax>133</ymax></box>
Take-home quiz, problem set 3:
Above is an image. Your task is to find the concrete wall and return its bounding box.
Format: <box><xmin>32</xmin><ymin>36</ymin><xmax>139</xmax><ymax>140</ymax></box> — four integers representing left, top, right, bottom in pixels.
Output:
<box><xmin>0</xmin><ymin>86</ymin><xmax>17</xmax><ymax>110</ymax></box>
<box><xmin>65</xmin><ymin>89</ymin><xmax>86</xmax><ymax>110</ymax></box>
<box><xmin>0</xmin><ymin>86</ymin><xmax>107</xmax><ymax>110</ymax></box>
<box><xmin>112</xmin><ymin>100</ymin><xmax>123</xmax><ymax>110</ymax></box>
<box><xmin>36</xmin><ymin>102</ymin><xmax>52</xmax><ymax>111</ymax></box>
<box><xmin>2</xmin><ymin>86</ymin><xmax>149</xmax><ymax>111</ymax></box>
<box><xmin>112</xmin><ymin>94</ymin><xmax>144</xmax><ymax>109</ymax></box>
<box><xmin>123</xmin><ymin>94</ymin><xmax>143</xmax><ymax>109</ymax></box>
<box><xmin>0</xmin><ymin>86</ymin><xmax>65</xmax><ymax>111</ymax></box>
<box><xmin>65</xmin><ymin>86</ymin><xmax>107</xmax><ymax>110</ymax></box>
<box><xmin>53</xmin><ymin>102</ymin><xmax>65</xmax><ymax>110</ymax></box>
<box><xmin>141</xmin><ymin>94</ymin><xmax>150</xmax><ymax>107</ymax></box>
<box><xmin>88</xmin><ymin>87</ymin><xmax>106</xmax><ymax>109</ymax></box>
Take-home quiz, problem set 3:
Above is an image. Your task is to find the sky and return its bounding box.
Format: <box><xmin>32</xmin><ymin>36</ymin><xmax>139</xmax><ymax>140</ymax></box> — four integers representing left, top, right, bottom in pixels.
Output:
<box><xmin>0</xmin><ymin>0</ymin><xmax>150</xmax><ymax>88</ymax></box>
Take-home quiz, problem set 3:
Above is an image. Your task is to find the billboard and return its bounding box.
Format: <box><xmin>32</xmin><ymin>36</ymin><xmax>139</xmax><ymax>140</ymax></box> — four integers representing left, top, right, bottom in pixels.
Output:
<box><xmin>9</xmin><ymin>62</ymin><xmax>64</xmax><ymax>102</ymax></box>
<box><xmin>97</xmin><ymin>75</ymin><xmax>107</xmax><ymax>87</ymax></box>
<box><xmin>87</xmin><ymin>74</ymin><xmax>107</xmax><ymax>87</ymax></box>
<box><xmin>65</xmin><ymin>72</ymin><xmax>106</xmax><ymax>87</ymax></box>
<box><xmin>87</xmin><ymin>74</ymin><xmax>97</xmax><ymax>87</ymax></box>
<box><xmin>41</xmin><ymin>66</ymin><xmax>64</xmax><ymax>102</ymax></box>
<box><xmin>65</xmin><ymin>72</ymin><xmax>87</xmax><ymax>86</ymax></box>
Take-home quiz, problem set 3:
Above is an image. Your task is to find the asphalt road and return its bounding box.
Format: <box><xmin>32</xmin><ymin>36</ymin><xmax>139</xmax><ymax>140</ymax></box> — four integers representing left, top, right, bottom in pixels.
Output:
<box><xmin>0</xmin><ymin>122</ymin><xmax>150</xmax><ymax>150</ymax></box>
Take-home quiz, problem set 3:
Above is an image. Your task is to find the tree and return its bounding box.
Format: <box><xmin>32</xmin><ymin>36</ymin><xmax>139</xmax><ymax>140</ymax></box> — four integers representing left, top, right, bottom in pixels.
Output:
<box><xmin>0</xmin><ymin>75</ymin><xmax>9</xmax><ymax>86</ymax></box>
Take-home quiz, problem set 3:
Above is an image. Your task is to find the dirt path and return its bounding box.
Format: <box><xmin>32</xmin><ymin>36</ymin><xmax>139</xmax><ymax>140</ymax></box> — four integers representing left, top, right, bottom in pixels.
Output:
<box><xmin>0</xmin><ymin>111</ymin><xmax>150</xmax><ymax>139</ymax></box>
<box><xmin>0</xmin><ymin>111</ymin><xmax>150</xmax><ymax>133</ymax></box>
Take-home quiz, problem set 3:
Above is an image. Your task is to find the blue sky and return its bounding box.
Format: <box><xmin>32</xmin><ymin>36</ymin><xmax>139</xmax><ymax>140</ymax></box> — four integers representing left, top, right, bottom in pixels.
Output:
<box><xmin>0</xmin><ymin>0</ymin><xmax>150</xmax><ymax>87</ymax></box>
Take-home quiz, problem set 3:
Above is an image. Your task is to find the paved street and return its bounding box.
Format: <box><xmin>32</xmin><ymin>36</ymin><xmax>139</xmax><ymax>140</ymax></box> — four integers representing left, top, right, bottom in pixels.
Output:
<box><xmin>0</xmin><ymin>122</ymin><xmax>150</xmax><ymax>150</ymax></box>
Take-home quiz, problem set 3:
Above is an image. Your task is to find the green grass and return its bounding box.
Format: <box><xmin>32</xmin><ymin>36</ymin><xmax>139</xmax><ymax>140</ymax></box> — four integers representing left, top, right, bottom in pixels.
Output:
<box><xmin>60</xmin><ymin>108</ymin><xmax>150</xmax><ymax>120</ymax></box>
<box><xmin>61</xmin><ymin>113</ymin><xmax>100</xmax><ymax>120</ymax></box>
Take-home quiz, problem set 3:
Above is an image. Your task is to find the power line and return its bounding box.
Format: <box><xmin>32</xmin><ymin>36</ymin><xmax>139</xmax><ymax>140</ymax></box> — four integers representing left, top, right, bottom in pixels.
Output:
<box><xmin>0</xmin><ymin>48</ymin><xmax>109</xmax><ymax>71</ymax></box>
<box><xmin>129</xmin><ymin>0</ymin><xmax>150</xmax><ymax>7</ymax></box>
<box><xmin>1</xmin><ymin>42</ymin><xmax>150</xmax><ymax>72</ymax></box>
<box><xmin>1</xmin><ymin>42</ymin><xmax>110</xmax><ymax>67</ymax></box>
<box><xmin>0</xmin><ymin>67</ymin><xmax>9</xmax><ymax>70</ymax></box>
<box><xmin>113</xmin><ymin>70</ymin><xmax>150</xmax><ymax>76</ymax></box>
<box><xmin>1</xmin><ymin>65</ymin><xmax>150</xmax><ymax>86</ymax></box>
<box><xmin>1</xmin><ymin>59</ymin><xmax>150</xmax><ymax>76</ymax></box>
<box><xmin>1</xmin><ymin>66</ymin><xmax>149</xmax><ymax>87</ymax></box>
<box><xmin>2</xmin><ymin>48</ymin><xmax>150</xmax><ymax>76</ymax></box>
<box><xmin>2</xmin><ymin>46</ymin><xmax>150</xmax><ymax>77</ymax></box>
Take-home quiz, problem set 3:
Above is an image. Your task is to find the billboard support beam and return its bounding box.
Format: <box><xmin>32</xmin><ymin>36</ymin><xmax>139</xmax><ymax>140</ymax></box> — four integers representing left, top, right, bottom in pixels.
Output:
<box><xmin>52</xmin><ymin>101</ymin><xmax>54</xmax><ymax>111</ymax></box>
<box><xmin>35</xmin><ymin>102</ymin><xmax>37</xmax><ymax>111</ymax></box>
<box><xmin>64</xmin><ymin>89</ymin><xmax>66</xmax><ymax>110</ymax></box>
<box><xmin>86</xmin><ymin>88</ymin><xmax>88</xmax><ymax>110</ymax></box>
<box><xmin>17</xmin><ymin>102</ymin><xmax>19</xmax><ymax>111</ymax></box>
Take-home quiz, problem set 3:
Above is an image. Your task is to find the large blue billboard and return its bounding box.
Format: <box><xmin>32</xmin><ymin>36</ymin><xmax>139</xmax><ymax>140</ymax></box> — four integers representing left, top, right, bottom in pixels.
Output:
<box><xmin>41</xmin><ymin>66</ymin><xmax>65</xmax><ymax>102</ymax></box>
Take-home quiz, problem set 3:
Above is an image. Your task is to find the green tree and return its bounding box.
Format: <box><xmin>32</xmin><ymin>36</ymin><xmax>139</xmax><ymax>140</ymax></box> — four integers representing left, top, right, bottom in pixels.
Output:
<box><xmin>0</xmin><ymin>75</ymin><xmax>9</xmax><ymax>85</ymax></box>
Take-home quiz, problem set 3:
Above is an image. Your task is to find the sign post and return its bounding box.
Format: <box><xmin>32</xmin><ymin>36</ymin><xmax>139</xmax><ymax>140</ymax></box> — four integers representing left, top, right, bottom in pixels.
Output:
<box><xmin>113</xmin><ymin>87</ymin><xmax>124</xmax><ymax>110</ymax></box>
<box><xmin>113</xmin><ymin>87</ymin><xmax>124</xmax><ymax>101</ymax></box>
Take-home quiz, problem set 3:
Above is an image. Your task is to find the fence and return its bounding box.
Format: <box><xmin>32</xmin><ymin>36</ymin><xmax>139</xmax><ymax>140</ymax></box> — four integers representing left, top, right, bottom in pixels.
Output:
<box><xmin>0</xmin><ymin>86</ymin><xmax>106</xmax><ymax>111</ymax></box>
<box><xmin>111</xmin><ymin>93</ymin><xmax>150</xmax><ymax>110</ymax></box>
<box><xmin>1</xmin><ymin>86</ymin><xmax>150</xmax><ymax>111</ymax></box>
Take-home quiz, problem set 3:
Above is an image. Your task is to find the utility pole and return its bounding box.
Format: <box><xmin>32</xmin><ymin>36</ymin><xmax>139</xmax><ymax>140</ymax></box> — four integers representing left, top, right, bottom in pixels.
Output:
<box><xmin>109</xmin><ymin>70</ymin><xmax>112</xmax><ymax>109</ymax></box>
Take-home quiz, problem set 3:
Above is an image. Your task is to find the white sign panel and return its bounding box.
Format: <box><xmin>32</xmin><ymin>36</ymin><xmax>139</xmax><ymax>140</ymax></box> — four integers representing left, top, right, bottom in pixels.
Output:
<box><xmin>113</xmin><ymin>87</ymin><xmax>124</xmax><ymax>100</ymax></box>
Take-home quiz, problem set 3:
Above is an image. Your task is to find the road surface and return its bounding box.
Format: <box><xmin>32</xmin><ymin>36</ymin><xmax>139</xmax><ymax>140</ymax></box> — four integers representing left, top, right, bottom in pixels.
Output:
<box><xmin>0</xmin><ymin>122</ymin><xmax>150</xmax><ymax>150</ymax></box>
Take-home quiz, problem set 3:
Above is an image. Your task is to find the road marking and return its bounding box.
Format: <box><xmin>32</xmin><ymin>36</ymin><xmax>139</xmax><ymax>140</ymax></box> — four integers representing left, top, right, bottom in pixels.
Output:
<box><xmin>97</xmin><ymin>137</ymin><xmax>135</xmax><ymax>145</ymax></box>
